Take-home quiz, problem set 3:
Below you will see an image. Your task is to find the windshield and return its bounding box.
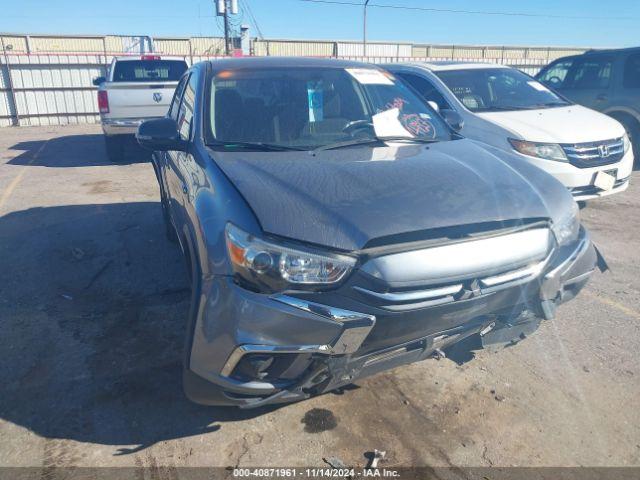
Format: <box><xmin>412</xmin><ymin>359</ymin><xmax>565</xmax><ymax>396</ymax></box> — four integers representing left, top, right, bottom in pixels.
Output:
<box><xmin>435</xmin><ymin>68</ymin><xmax>570</xmax><ymax>112</ymax></box>
<box><xmin>112</xmin><ymin>60</ymin><xmax>188</xmax><ymax>83</ymax></box>
<box><xmin>207</xmin><ymin>66</ymin><xmax>453</xmax><ymax>150</ymax></box>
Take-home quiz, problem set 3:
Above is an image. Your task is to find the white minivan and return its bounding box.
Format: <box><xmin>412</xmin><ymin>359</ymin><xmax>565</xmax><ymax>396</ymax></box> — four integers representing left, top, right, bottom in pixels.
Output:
<box><xmin>384</xmin><ymin>62</ymin><xmax>634</xmax><ymax>201</ymax></box>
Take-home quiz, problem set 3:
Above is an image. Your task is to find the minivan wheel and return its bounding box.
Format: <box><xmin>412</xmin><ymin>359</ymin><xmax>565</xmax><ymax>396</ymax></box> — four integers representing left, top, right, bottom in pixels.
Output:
<box><xmin>104</xmin><ymin>135</ymin><xmax>125</xmax><ymax>163</ymax></box>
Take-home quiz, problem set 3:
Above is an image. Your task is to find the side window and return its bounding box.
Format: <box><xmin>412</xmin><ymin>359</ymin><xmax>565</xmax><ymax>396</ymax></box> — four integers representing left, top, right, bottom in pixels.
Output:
<box><xmin>177</xmin><ymin>73</ymin><xmax>198</xmax><ymax>141</ymax></box>
<box><xmin>398</xmin><ymin>73</ymin><xmax>451</xmax><ymax>110</ymax></box>
<box><xmin>168</xmin><ymin>74</ymin><xmax>190</xmax><ymax>121</ymax></box>
<box><xmin>565</xmin><ymin>56</ymin><xmax>613</xmax><ymax>89</ymax></box>
<box><xmin>537</xmin><ymin>59</ymin><xmax>573</xmax><ymax>88</ymax></box>
<box><xmin>623</xmin><ymin>53</ymin><xmax>640</xmax><ymax>88</ymax></box>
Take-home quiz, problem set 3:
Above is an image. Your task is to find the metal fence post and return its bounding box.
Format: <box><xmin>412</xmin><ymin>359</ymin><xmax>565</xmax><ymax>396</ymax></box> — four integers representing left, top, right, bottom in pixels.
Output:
<box><xmin>0</xmin><ymin>37</ymin><xmax>19</xmax><ymax>126</ymax></box>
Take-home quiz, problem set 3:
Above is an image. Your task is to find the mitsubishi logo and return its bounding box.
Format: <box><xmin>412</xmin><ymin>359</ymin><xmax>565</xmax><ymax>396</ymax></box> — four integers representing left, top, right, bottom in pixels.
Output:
<box><xmin>598</xmin><ymin>144</ymin><xmax>611</xmax><ymax>158</ymax></box>
<box><xmin>152</xmin><ymin>92</ymin><xmax>163</xmax><ymax>103</ymax></box>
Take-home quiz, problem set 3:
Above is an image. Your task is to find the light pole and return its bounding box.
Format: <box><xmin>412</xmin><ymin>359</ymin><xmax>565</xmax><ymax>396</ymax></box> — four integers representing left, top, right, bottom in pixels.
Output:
<box><xmin>363</xmin><ymin>0</ymin><xmax>371</xmax><ymax>58</ymax></box>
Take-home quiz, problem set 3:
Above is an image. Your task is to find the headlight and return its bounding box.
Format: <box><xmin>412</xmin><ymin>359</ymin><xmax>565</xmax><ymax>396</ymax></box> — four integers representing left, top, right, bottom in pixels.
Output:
<box><xmin>552</xmin><ymin>201</ymin><xmax>580</xmax><ymax>246</ymax></box>
<box><xmin>622</xmin><ymin>133</ymin><xmax>632</xmax><ymax>154</ymax></box>
<box><xmin>509</xmin><ymin>139</ymin><xmax>568</xmax><ymax>162</ymax></box>
<box><xmin>225</xmin><ymin>223</ymin><xmax>356</xmax><ymax>292</ymax></box>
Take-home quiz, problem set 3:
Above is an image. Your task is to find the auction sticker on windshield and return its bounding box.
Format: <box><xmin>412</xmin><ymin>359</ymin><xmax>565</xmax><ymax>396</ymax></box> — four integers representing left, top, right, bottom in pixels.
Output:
<box><xmin>346</xmin><ymin>68</ymin><xmax>394</xmax><ymax>85</ymax></box>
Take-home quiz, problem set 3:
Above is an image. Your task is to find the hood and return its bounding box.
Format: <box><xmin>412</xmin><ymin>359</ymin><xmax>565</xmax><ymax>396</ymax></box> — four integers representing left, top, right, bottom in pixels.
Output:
<box><xmin>477</xmin><ymin>105</ymin><xmax>625</xmax><ymax>144</ymax></box>
<box><xmin>210</xmin><ymin>139</ymin><xmax>573</xmax><ymax>251</ymax></box>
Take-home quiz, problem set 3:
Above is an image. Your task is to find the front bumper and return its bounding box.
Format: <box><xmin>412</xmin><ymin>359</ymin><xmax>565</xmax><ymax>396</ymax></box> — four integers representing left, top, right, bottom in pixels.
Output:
<box><xmin>185</xmin><ymin>229</ymin><xmax>601</xmax><ymax>408</ymax></box>
<box><xmin>512</xmin><ymin>149</ymin><xmax>633</xmax><ymax>201</ymax></box>
<box><xmin>101</xmin><ymin>116</ymin><xmax>161</xmax><ymax>136</ymax></box>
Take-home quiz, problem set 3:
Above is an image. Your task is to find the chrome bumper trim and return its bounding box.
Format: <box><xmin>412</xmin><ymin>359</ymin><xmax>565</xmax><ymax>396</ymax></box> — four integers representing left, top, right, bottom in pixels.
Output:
<box><xmin>353</xmin><ymin>283</ymin><xmax>463</xmax><ymax>302</ymax></box>
<box><xmin>220</xmin><ymin>296</ymin><xmax>376</xmax><ymax>377</ymax></box>
<box><xmin>102</xmin><ymin>117</ymin><xmax>160</xmax><ymax>128</ymax></box>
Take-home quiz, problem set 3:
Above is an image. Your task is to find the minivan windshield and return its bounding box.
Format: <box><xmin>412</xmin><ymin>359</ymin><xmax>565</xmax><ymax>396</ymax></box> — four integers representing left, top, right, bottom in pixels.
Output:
<box><xmin>435</xmin><ymin>68</ymin><xmax>570</xmax><ymax>112</ymax></box>
<box><xmin>207</xmin><ymin>67</ymin><xmax>453</xmax><ymax>150</ymax></box>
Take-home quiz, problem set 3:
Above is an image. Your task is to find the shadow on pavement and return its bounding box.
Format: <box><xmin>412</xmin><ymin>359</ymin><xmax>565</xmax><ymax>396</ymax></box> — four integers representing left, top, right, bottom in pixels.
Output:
<box><xmin>0</xmin><ymin>202</ymin><xmax>275</xmax><ymax>455</ymax></box>
<box><xmin>8</xmin><ymin>134</ymin><xmax>150</xmax><ymax>167</ymax></box>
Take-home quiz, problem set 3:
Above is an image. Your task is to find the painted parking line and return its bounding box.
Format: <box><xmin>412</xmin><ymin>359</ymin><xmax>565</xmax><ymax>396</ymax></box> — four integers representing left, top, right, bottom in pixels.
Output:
<box><xmin>0</xmin><ymin>139</ymin><xmax>50</xmax><ymax>212</ymax></box>
<box><xmin>583</xmin><ymin>290</ymin><xmax>640</xmax><ymax>320</ymax></box>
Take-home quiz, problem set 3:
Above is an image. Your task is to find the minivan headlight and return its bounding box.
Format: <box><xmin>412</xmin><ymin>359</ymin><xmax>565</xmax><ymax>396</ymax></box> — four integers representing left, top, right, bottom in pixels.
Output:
<box><xmin>552</xmin><ymin>201</ymin><xmax>580</xmax><ymax>246</ymax></box>
<box><xmin>509</xmin><ymin>139</ymin><xmax>568</xmax><ymax>162</ymax></box>
<box><xmin>225</xmin><ymin>223</ymin><xmax>356</xmax><ymax>292</ymax></box>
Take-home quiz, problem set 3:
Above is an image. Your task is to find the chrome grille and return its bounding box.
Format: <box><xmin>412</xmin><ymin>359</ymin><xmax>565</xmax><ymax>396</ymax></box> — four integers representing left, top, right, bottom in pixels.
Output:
<box><xmin>562</xmin><ymin>137</ymin><xmax>625</xmax><ymax>168</ymax></box>
<box><xmin>353</xmin><ymin>227</ymin><xmax>553</xmax><ymax>311</ymax></box>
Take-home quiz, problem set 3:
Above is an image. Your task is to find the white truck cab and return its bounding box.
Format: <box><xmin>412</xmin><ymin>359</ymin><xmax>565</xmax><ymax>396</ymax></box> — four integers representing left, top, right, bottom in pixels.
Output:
<box><xmin>385</xmin><ymin>62</ymin><xmax>634</xmax><ymax>202</ymax></box>
<box><xmin>94</xmin><ymin>55</ymin><xmax>188</xmax><ymax>162</ymax></box>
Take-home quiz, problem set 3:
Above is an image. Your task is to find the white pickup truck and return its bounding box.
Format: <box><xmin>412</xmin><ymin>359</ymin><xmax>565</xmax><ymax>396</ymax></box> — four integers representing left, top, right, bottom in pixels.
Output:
<box><xmin>94</xmin><ymin>55</ymin><xmax>188</xmax><ymax>162</ymax></box>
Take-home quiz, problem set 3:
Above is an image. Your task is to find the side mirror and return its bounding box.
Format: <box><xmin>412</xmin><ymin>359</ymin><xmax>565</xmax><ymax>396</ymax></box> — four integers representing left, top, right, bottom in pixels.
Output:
<box><xmin>427</xmin><ymin>101</ymin><xmax>440</xmax><ymax>113</ymax></box>
<box><xmin>441</xmin><ymin>109</ymin><xmax>464</xmax><ymax>132</ymax></box>
<box><xmin>136</xmin><ymin>118</ymin><xmax>187</xmax><ymax>151</ymax></box>
<box><xmin>92</xmin><ymin>76</ymin><xmax>106</xmax><ymax>86</ymax></box>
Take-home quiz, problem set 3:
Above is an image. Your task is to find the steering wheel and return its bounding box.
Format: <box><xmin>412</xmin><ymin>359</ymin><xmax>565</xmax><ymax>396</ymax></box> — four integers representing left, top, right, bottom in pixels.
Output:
<box><xmin>342</xmin><ymin>120</ymin><xmax>374</xmax><ymax>137</ymax></box>
<box><xmin>547</xmin><ymin>76</ymin><xmax>562</xmax><ymax>87</ymax></box>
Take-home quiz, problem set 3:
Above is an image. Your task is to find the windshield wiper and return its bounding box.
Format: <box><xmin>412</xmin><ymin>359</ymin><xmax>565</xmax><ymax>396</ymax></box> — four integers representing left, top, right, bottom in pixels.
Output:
<box><xmin>376</xmin><ymin>136</ymin><xmax>440</xmax><ymax>144</ymax></box>
<box><xmin>314</xmin><ymin>136</ymin><xmax>440</xmax><ymax>152</ymax></box>
<box><xmin>313</xmin><ymin>138</ymin><xmax>383</xmax><ymax>151</ymax></box>
<box><xmin>207</xmin><ymin>141</ymin><xmax>307</xmax><ymax>151</ymax></box>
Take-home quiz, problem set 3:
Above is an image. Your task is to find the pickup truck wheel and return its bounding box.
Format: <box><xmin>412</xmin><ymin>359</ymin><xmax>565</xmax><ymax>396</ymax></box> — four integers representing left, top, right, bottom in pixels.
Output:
<box><xmin>104</xmin><ymin>136</ymin><xmax>125</xmax><ymax>163</ymax></box>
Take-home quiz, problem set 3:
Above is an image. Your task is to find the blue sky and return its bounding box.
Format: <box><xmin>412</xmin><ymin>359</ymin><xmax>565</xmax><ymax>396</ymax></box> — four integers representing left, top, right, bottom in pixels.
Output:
<box><xmin>2</xmin><ymin>0</ymin><xmax>639</xmax><ymax>48</ymax></box>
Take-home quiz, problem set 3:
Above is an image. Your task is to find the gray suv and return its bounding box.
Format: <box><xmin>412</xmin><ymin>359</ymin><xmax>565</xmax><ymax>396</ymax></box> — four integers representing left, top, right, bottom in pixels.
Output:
<box><xmin>137</xmin><ymin>57</ymin><xmax>602</xmax><ymax>408</ymax></box>
<box><xmin>536</xmin><ymin>47</ymin><xmax>640</xmax><ymax>155</ymax></box>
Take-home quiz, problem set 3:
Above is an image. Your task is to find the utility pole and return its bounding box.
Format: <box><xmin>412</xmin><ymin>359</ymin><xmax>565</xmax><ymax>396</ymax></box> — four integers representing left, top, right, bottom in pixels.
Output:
<box><xmin>363</xmin><ymin>0</ymin><xmax>371</xmax><ymax>57</ymax></box>
<box><xmin>217</xmin><ymin>0</ymin><xmax>238</xmax><ymax>56</ymax></box>
<box><xmin>224</xmin><ymin>1</ymin><xmax>231</xmax><ymax>55</ymax></box>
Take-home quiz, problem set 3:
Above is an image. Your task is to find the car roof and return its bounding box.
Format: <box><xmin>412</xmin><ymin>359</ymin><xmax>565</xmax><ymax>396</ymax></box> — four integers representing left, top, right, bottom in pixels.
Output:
<box><xmin>205</xmin><ymin>56</ymin><xmax>377</xmax><ymax>70</ymax></box>
<box><xmin>583</xmin><ymin>46</ymin><xmax>640</xmax><ymax>56</ymax></box>
<box><xmin>385</xmin><ymin>61</ymin><xmax>511</xmax><ymax>72</ymax></box>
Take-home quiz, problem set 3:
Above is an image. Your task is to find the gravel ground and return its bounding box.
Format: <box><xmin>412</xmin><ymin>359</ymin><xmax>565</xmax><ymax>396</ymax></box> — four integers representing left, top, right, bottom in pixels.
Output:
<box><xmin>0</xmin><ymin>125</ymin><xmax>638</xmax><ymax>473</ymax></box>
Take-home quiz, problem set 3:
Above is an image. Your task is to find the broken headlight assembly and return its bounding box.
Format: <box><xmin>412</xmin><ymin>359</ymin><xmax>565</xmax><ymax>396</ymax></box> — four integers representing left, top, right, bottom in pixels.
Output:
<box><xmin>509</xmin><ymin>138</ymin><xmax>568</xmax><ymax>162</ymax></box>
<box><xmin>552</xmin><ymin>200</ymin><xmax>580</xmax><ymax>246</ymax></box>
<box><xmin>225</xmin><ymin>223</ymin><xmax>356</xmax><ymax>293</ymax></box>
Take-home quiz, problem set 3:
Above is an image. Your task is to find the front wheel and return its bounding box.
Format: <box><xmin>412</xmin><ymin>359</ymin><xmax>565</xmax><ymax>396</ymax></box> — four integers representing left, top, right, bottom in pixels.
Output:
<box><xmin>104</xmin><ymin>135</ymin><xmax>125</xmax><ymax>163</ymax></box>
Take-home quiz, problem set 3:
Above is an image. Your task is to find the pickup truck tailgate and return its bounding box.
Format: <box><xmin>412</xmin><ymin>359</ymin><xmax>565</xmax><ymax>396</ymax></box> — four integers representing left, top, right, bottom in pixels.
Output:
<box><xmin>103</xmin><ymin>82</ymin><xmax>178</xmax><ymax>119</ymax></box>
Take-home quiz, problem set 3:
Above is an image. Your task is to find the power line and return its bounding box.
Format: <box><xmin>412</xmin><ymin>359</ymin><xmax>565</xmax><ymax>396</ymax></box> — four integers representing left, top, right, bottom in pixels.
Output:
<box><xmin>243</xmin><ymin>0</ymin><xmax>265</xmax><ymax>39</ymax></box>
<box><xmin>296</xmin><ymin>0</ymin><xmax>638</xmax><ymax>21</ymax></box>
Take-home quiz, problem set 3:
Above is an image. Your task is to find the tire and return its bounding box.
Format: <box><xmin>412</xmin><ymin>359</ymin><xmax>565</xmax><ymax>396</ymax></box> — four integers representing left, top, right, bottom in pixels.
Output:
<box><xmin>609</xmin><ymin>112</ymin><xmax>640</xmax><ymax>166</ymax></box>
<box><xmin>104</xmin><ymin>135</ymin><xmax>125</xmax><ymax>163</ymax></box>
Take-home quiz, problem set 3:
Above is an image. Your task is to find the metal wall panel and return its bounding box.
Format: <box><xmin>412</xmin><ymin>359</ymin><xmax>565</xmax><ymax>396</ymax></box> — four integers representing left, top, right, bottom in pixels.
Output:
<box><xmin>154</xmin><ymin>38</ymin><xmax>192</xmax><ymax>56</ymax></box>
<box><xmin>253</xmin><ymin>40</ymin><xmax>334</xmax><ymax>57</ymax></box>
<box><xmin>0</xmin><ymin>35</ymin><xmax>28</xmax><ymax>52</ymax></box>
<box><xmin>190</xmin><ymin>37</ymin><xmax>227</xmax><ymax>56</ymax></box>
<box><xmin>29</xmin><ymin>36</ymin><xmax>105</xmax><ymax>53</ymax></box>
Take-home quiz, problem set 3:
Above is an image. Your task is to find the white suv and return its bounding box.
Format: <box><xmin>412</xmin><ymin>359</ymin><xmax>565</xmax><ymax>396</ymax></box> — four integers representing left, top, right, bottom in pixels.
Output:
<box><xmin>385</xmin><ymin>62</ymin><xmax>633</xmax><ymax>201</ymax></box>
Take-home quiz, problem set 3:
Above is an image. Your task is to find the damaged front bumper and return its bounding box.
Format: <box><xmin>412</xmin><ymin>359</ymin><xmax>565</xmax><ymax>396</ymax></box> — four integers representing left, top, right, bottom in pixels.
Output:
<box><xmin>184</xmin><ymin>228</ymin><xmax>603</xmax><ymax>408</ymax></box>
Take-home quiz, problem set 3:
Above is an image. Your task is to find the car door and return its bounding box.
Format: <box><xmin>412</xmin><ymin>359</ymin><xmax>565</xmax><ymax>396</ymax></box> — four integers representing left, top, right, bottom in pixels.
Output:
<box><xmin>170</xmin><ymin>72</ymin><xmax>200</xmax><ymax>237</ymax></box>
<box><xmin>536</xmin><ymin>57</ymin><xmax>575</xmax><ymax>92</ymax></box>
<box><xmin>559</xmin><ymin>55</ymin><xmax>615</xmax><ymax>112</ymax></box>
<box><xmin>618</xmin><ymin>51</ymin><xmax>640</xmax><ymax>118</ymax></box>
<box><xmin>158</xmin><ymin>74</ymin><xmax>189</xmax><ymax>205</ymax></box>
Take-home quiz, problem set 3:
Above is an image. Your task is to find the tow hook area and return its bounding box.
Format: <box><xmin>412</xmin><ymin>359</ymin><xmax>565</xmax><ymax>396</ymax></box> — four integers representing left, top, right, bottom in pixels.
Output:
<box><xmin>480</xmin><ymin>312</ymin><xmax>541</xmax><ymax>349</ymax></box>
<box><xmin>238</xmin><ymin>362</ymin><xmax>331</xmax><ymax>409</ymax></box>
